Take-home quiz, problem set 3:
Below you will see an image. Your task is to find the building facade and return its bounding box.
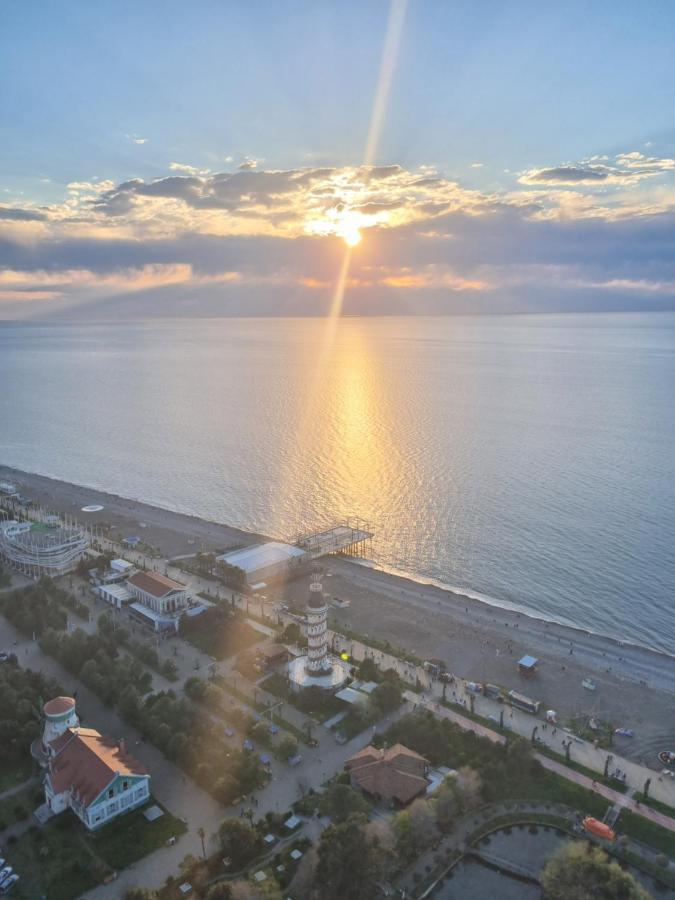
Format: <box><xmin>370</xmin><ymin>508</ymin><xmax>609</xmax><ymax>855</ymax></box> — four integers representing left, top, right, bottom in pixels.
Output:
<box><xmin>44</xmin><ymin>726</ymin><xmax>150</xmax><ymax>830</ymax></box>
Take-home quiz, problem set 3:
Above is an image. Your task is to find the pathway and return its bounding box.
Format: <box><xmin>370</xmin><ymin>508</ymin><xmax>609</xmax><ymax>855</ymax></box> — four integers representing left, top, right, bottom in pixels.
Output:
<box><xmin>412</xmin><ymin>694</ymin><xmax>675</xmax><ymax>835</ymax></box>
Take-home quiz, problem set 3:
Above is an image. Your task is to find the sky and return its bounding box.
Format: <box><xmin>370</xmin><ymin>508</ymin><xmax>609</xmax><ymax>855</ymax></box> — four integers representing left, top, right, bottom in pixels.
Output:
<box><xmin>2</xmin><ymin>0</ymin><xmax>675</xmax><ymax>318</ymax></box>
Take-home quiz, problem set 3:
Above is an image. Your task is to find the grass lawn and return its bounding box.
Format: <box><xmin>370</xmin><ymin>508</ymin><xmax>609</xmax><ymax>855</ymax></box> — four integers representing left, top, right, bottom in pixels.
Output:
<box><xmin>0</xmin><ymin>757</ymin><xmax>37</xmax><ymax>793</ymax></box>
<box><xmin>260</xmin><ymin>673</ymin><xmax>344</xmax><ymax>723</ymax></box>
<box><xmin>617</xmin><ymin>809</ymin><xmax>675</xmax><ymax>857</ymax></box>
<box><xmin>7</xmin><ymin>817</ymin><xmax>108</xmax><ymax>900</ymax></box>
<box><xmin>183</xmin><ymin>617</ymin><xmax>261</xmax><ymax>660</ymax></box>
<box><xmin>86</xmin><ymin>799</ymin><xmax>188</xmax><ymax>870</ymax></box>
<box><xmin>632</xmin><ymin>792</ymin><xmax>675</xmax><ymax>820</ymax></box>
<box><xmin>0</xmin><ymin>783</ymin><xmax>41</xmax><ymax>831</ymax></box>
<box><xmin>6</xmin><ymin>800</ymin><xmax>187</xmax><ymax>900</ymax></box>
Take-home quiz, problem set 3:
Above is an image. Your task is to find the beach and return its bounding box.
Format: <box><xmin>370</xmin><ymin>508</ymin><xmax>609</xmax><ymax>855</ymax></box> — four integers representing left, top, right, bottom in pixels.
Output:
<box><xmin>2</xmin><ymin>463</ymin><xmax>674</xmax><ymax>767</ymax></box>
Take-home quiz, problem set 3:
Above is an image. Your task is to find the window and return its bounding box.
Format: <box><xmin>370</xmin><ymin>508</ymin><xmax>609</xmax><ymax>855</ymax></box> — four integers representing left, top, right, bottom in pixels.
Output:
<box><xmin>122</xmin><ymin>780</ymin><xmax>129</xmax><ymax>791</ymax></box>
<box><xmin>108</xmin><ymin>788</ymin><xmax>114</xmax><ymax>798</ymax></box>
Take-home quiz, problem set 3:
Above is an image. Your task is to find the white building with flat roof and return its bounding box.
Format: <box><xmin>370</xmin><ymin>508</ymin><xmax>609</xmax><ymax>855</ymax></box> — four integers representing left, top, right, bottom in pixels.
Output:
<box><xmin>217</xmin><ymin>541</ymin><xmax>307</xmax><ymax>586</ymax></box>
<box><xmin>97</xmin><ymin>583</ymin><xmax>132</xmax><ymax>608</ymax></box>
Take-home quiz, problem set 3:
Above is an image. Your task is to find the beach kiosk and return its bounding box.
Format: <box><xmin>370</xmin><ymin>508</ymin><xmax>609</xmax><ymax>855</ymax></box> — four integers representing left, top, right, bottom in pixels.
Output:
<box><xmin>518</xmin><ymin>655</ymin><xmax>539</xmax><ymax>678</ymax></box>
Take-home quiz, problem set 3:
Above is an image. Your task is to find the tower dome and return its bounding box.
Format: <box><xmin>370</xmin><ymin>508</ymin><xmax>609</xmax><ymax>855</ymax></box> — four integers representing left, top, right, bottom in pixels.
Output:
<box><xmin>42</xmin><ymin>696</ymin><xmax>79</xmax><ymax>753</ymax></box>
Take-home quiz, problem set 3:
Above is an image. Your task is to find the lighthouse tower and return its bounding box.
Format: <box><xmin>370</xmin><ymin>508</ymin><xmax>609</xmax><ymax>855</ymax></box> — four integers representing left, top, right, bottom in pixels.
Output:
<box><xmin>287</xmin><ymin>571</ymin><xmax>350</xmax><ymax>692</ymax></box>
<box><xmin>42</xmin><ymin>697</ymin><xmax>79</xmax><ymax>755</ymax></box>
<box><xmin>306</xmin><ymin>573</ymin><xmax>331</xmax><ymax>675</ymax></box>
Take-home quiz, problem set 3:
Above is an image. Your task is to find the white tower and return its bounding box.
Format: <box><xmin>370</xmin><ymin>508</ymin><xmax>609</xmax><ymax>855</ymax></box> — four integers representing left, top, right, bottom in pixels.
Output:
<box><xmin>306</xmin><ymin>573</ymin><xmax>330</xmax><ymax>675</ymax></box>
<box><xmin>42</xmin><ymin>696</ymin><xmax>79</xmax><ymax>754</ymax></box>
<box><xmin>287</xmin><ymin>570</ymin><xmax>350</xmax><ymax>692</ymax></box>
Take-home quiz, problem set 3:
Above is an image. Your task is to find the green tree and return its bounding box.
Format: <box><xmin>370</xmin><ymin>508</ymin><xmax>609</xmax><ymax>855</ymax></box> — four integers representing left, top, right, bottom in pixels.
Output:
<box><xmin>197</xmin><ymin>825</ymin><xmax>207</xmax><ymax>860</ymax></box>
<box><xmin>370</xmin><ymin>679</ymin><xmax>402</xmax><ymax>714</ymax></box>
<box><xmin>281</xmin><ymin>622</ymin><xmax>301</xmax><ymax>644</ymax></box>
<box><xmin>218</xmin><ymin>819</ymin><xmax>263</xmax><ymax>869</ymax></box>
<box><xmin>316</xmin><ymin>813</ymin><xmax>385</xmax><ymax>900</ymax></box>
<box><xmin>541</xmin><ymin>841</ymin><xmax>651</xmax><ymax>900</ymax></box>
<box><xmin>205</xmin><ymin>884</ymin><xmax>233</xmax><ymax>899</ymax></box>
<box><xmin>454</xmin><ymin>766</ymin><xmax>482</xmax><ymax>811</ymax></box>
<box><xmin>433</xmin><ymin>782</ymin><xmax>460</xmax><ymax>831</ymax></box>
<box><xmin>276</xmin><ymin>734</ymin><xmax>299</xmax><ymax>761</ymax></box>
<box><xmin>358</xmin><ymin>657</ymin><xmax>380</xmax><ymax>682</ymax></box>
<box><xmin>319</xmin><ymin>782</ymin><xmax>371</xmax><ymax>823</ymax></box>
<box><xmin>125</xmin><ymin>889</ymin><xmax>159</xmax><ymax>900</ymax></box>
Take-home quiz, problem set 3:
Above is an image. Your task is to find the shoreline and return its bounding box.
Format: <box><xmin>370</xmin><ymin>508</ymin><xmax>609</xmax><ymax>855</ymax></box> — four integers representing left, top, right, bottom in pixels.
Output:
<box><xmin>1</xmin><ymin>462</ymin><xmax>675</xmax><ymax>763</ymax></box>
<box><xmin>349</xmin><ymin>556</ymin><xmax>675</xmax><ymax>664</ymax></box>
<box><xmin>1</xmin><ymin>462</ymin><xmax>673</xmax><ymax>665</ymax></box>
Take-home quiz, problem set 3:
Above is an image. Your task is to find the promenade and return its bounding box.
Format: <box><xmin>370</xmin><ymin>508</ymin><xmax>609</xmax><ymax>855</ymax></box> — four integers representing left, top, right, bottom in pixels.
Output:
<box><xmin>412</xmin><ymin>695</ymin><xmax>675</xmax><ymax>834</ymax></box>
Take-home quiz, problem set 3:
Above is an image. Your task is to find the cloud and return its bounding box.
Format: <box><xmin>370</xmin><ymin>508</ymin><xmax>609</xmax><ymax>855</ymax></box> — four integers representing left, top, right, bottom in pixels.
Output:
<box><xmin>0</xmin><ymin>205</ymin><xmax>46</xmax><ymax>221</ymax></box>
<box><xmin>2</xmin><ymin>149</ymin><xmax>675</xmax><ymax>318</ymax></box>
<box><xmin>126</xmin><ymin>134</ymin><xmax>148</xmax><ymax>145</ymax></box>
<box><xmin>520</xmin><ymin>151</ymin><xmax>675</xmax><ymax>186</ymax></box>
<box><xmin>238</xmin><ymin>157</ymin><xmax>261</xmax><ymax>170</ymax></box>
<box><xmin>169</xmin><ymin>162</ymin><xmax>211</xmax><ymax>175</ymax></box>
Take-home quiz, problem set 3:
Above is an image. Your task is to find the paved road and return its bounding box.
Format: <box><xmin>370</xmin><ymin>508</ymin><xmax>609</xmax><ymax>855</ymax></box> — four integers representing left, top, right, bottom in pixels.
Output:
<box><xmin>0</xmin><ymin>611</ymin><xmax>409</xmax><ymax>898</ymax></box>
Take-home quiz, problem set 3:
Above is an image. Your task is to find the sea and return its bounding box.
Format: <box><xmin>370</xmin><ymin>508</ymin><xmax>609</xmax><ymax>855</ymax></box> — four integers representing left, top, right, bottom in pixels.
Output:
<box><xmin>1</xmin><ymin>313</ymin><xmax>674</xmax><ymax>653</ymax></box>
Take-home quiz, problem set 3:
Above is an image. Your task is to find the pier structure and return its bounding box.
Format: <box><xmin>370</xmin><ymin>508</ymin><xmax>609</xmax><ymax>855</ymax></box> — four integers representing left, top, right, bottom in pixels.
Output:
<box><xmin>295</xmin><ymin>518</ymin><xmax>373</xmax><ymax>559</ymax></box>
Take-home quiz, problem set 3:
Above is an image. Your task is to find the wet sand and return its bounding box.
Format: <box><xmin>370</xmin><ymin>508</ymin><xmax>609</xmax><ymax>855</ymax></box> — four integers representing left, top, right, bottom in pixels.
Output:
<box><xmin>2</xmin><ymin>464</ymin><xmax>674</xmax><ymax>765</ymax></box>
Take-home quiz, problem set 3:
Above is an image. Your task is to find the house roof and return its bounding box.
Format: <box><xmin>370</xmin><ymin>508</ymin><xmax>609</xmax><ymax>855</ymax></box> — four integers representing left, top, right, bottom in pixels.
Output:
<box><xmin>48</xmin><ymin>727</ymin><xmax>148</xmax><ymax>808</ymax></box>
<box><xmin>43</xmin><ymin>696</ymin><xmax>76</xmax><ymax>717</ymax></box>
<box><xmin>347</xmin><ymin>743</ymin><xmax>427</xmax><ymax>766</ymax></box>
<box><xmin>345</xmin><ymin>743</ymin><xmax>429</xmax><ymax>805</ymax></box>
<box><xmin>127</xmin><ymin>570</ymin><xmax>185</xmax><ymax>598</ymax></box>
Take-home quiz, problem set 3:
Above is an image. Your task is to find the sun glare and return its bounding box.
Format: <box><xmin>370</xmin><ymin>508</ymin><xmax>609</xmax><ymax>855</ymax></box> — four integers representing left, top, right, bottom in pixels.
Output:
<box><xmin>342</xmin><ymin>226</ymin><xmax>362</xmax><ymax>247</ymax></box>
<box><xmin>305</xmin><ymin>205</ymin><xmax>381</xmax><ymax>246</ymax></box>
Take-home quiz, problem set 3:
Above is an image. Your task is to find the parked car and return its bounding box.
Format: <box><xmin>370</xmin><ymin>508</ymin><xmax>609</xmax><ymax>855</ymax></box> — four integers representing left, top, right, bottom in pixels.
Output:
<box><xmin>0</xmin><ymin>869</ymin><xmax>12</xmax><ymax>886</ymax></box>
<box><xmin>0</xmin><ymin>652</ymin><xmax>10</xmax><ymax>662</ymax></box>
<box><xmin>0</xmin><ymin>874</ymin><xmax>19</xmax><ymax>894</ymax></box>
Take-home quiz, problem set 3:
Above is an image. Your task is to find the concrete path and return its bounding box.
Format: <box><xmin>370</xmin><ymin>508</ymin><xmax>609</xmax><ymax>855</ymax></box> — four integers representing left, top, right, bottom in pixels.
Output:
<box><xmin>0</xmin><ymin>775</ymin><xmax>39</xmax><ymax>803</ymax></box>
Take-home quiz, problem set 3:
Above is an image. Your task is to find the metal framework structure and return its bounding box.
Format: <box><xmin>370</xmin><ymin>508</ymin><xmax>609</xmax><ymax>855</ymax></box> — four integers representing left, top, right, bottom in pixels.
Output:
<box><xmin>0</xmin><ymin>509</ymin><xmax>90</xmax><ymax>578</ymax></box>
<box><xmin>295</xmin><ymin>518</ymin><xmax>373</xmax><ymax>559</ymax></box>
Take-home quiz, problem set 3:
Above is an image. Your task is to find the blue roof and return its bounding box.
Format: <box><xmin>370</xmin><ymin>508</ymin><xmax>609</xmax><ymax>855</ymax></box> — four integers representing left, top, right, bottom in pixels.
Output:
<box><xmin>518</xmin><ymin>655</ymin><xmax>539</xmax><ymax>668</ymax></box>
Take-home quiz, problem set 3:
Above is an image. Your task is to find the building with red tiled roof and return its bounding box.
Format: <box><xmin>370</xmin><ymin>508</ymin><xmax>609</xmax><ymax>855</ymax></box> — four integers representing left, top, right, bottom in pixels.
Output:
<box><xmin>44</xmin><ymin>726</ymin><xmax>150</xmax><ymax>830</ymax></box>
<box><xmin>126</xmin><ymin>570</ymin><xmax>188</xmax><ymax>631</ymax></box>
<box><xmin>345</xmin><ymin>743</ymin><xmax>430</xmax><ymax>806</ymax></box>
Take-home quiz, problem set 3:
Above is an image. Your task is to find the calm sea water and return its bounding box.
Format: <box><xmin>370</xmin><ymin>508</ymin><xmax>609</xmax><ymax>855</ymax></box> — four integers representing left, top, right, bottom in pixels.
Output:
<box><xmin>2</xmin><ymin>314</ymin><xmax>674</xmax><ymax>653</ymax></box>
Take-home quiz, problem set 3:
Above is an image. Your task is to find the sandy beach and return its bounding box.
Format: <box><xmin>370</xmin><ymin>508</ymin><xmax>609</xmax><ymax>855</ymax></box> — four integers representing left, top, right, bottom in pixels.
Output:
<box><xmin>2</xmin><ymin>463</ymin><xmax>674</xmax><ymax>767</ymax></box>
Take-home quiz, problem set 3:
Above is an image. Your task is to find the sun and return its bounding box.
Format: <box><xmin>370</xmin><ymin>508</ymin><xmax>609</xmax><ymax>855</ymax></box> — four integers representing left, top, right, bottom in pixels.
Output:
<box><xmin>305</xmin><ymin>205</ymin><xmax>373</xmax><ymax>246</ymax></box>
<box><xmin>341</xmin><ymin>225</ymin><xmax>362</xmax><ymax>247</ymax></box>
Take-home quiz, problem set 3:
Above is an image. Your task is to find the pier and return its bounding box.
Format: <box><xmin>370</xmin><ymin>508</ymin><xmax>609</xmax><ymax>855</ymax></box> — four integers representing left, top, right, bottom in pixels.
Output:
<box><xmin>295</xmin><ymin>518</ymin><xmax>373</xmax><ymax>559</ymax></box>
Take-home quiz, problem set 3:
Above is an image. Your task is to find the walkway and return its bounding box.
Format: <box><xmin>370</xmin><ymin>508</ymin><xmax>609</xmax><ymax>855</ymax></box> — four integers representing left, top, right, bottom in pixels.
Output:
<box><xmin>412</xmin><ymin>695</ymin><xmax>675</xmax><ymax>835</ymax></box>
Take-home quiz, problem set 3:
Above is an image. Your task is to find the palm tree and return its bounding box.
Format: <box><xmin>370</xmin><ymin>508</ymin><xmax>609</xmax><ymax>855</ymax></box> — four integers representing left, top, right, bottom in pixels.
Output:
<box><xmin>197</xmin><ymin>826</ymin><xmax>207</xmax><ymax>860</ymax></box>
